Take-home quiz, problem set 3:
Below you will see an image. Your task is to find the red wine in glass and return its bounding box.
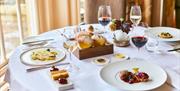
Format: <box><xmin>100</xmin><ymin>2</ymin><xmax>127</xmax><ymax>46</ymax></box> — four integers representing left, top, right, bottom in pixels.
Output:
<box><xmin>131</xmin><ymin>36</ymin><xmax>148</xmax><ymax>49</ymax></box>
<box><xmin>98</xmin><ymin>17</ymin><xmax>111</xmax><ymax>26</ymax></box>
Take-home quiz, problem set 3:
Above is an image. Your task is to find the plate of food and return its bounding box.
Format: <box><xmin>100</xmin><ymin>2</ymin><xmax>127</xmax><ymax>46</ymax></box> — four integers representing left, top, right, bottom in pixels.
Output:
<box><xmin>20</xmin><ymin>47</ymin><xmax>66</xmax><ymax>66</ymax></box>
<box><xmin>100</xmin><ymin>59</ymin><xmax>167</xmax><ymax>91</ymax></box>
<box><xmin>145</xmin><ymin>27</ymin><xmax>180</xmax><ymax>42</ymax></box>
<box><xmin>49</xmin><ymin>66</ymin><xmax>74</xmax><ymax>91</ymax></box>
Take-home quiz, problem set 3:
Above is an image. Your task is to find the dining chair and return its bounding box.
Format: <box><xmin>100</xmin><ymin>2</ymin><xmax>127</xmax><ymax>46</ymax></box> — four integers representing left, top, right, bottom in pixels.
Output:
<box><xmin>84</xmin><ymin>0</ymin><xmax>126</xmax><ymax>24</ymax></box>
<box><xmin>0</xmin><ymin>2</ymin><xmax>10</xmax><ymax>90</ymax></box>
<box><xmin>0</xmin><ymin>60</ymin><xmax>9</xmax><ymax>91</ymax></box>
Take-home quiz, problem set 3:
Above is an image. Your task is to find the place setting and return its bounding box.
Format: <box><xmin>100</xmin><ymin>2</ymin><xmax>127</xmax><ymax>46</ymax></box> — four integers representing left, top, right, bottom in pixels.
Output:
<box><xmin>20</xmin><ymin>41</ymin><xmax>79</xmax><ymax>90</ymax></box>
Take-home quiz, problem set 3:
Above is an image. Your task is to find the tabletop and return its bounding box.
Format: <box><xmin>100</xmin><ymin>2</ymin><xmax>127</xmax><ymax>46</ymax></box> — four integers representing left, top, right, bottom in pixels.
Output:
<box><xmin>5</xmin><ymin>24</ymin><xmax>180</xmax><ymax>91</ymax></box>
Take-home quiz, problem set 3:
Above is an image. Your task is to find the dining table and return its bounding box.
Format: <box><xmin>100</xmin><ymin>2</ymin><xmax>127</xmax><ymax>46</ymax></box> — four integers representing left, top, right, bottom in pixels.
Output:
<box><xmin>5</xmin><ymin>24</ymin><xmax>180</xmax><ymax>91</ymax></box>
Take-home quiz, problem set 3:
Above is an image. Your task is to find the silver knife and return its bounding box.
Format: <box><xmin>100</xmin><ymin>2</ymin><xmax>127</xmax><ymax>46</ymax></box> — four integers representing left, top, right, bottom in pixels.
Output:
<box><xmin>26</xmin><ymin>62</ymin><xmax>70</xmax><ymax>72</ymax></box>
<box><xmin>167</xmin><ymin>48</ymin><xmax>180</xmax><ymax>52</ymax></box>
<box><xmin>23</xmin><ymin>39</ymin><xmax>54</xmax><ymax>44</ymax></box>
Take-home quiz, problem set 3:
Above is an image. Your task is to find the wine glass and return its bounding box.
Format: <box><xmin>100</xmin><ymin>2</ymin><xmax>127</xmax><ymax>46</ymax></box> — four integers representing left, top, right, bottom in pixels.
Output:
<box><xmin>98</xmin><ymin>5</ymin><xmax>112</xmax><ymax>33</ymax></box>
<box><xmin>146</xmin><ymin>37</ymin><xmax>159</xmax><ymax>53</ymax></box>
<box><xmin>62</xmin><ymin>28</ymin><xmax>79</xmax><ymax>73</ymax></box>
<box><xmin>130</xmin><ymin>5</ymin><xmax>142</xmax><ymax>28</ymax></box>
<box><xmin>129</xmin><ymin>5</ymin><xmax>147</xmax><ymax>50</ymax></box>
<box><xmin>131</xmin><ymin>36</ymin><xmax>148</xmax><ymax>50</ymax></box>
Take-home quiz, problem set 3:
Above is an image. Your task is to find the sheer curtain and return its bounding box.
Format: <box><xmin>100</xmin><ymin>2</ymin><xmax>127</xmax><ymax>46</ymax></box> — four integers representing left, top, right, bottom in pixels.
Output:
<box><xmin>26</xmin><ymin>0</ymin><xmax>80</xmax><ymax>34</ymax></box>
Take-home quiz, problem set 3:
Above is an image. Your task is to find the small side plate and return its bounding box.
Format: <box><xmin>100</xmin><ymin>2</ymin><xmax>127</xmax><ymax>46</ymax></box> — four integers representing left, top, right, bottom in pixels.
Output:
<box><xmin>111</xmin><ymin>53</ymin><xmax>129</xmax><ymax>63</ymax></box>
<box><xmin>92</xmin><ymin>57</ymin><xmax>110</xmax><ymax>66</ymax></box>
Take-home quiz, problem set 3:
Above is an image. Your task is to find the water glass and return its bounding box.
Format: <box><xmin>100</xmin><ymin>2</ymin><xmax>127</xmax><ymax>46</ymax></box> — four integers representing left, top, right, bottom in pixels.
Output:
<box><xmin>146</xmin><ymin>38</ymin><xmax>159</xmax><ymax>53</ymax></box>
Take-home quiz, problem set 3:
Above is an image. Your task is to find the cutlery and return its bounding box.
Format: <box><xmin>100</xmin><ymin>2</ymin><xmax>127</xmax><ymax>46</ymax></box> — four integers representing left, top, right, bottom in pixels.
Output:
<box><xmin>156</xmin><ymin>48</ymin><xmax>180</xmax><ymax>53</ymax></box>
<box><xmin>167</xmin><ymin>48</ymin><xmax>180</xmax><ymax>52</ymax></box>
<box><xmin>26</xmin><ymin>62</ymin><xmax>70</xmax><ymax>72</ymax></box>
<box><xmin>23</xmin><ymin>39</ymin><xmax>54</xmax><ymax>44</ymax></box>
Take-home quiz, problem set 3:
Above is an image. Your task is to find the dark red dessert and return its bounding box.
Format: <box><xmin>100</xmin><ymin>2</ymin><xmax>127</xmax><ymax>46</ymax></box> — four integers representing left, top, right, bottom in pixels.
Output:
<box><xmin>58</xmin><ymin>78</ymin><xmax>68</xmax><ymax>84</ymax></box>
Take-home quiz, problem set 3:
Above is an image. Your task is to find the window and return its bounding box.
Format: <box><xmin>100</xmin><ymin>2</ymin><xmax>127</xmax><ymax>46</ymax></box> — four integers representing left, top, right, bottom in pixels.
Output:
<box><xmin>0</xmin><ymin>0</ymin><xmax>28</xmax><ymax>54</ymax></box>
<box><xmin>0</xmin><ymin>0</ymin><xmax>84</xmax><ymax>56</ymax></box>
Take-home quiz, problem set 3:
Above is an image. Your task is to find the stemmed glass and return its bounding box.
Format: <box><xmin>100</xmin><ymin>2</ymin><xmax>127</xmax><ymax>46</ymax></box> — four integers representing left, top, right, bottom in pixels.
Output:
<box><xmin>98</xmin><ymin>5</ymin><xmax>112</xmax><ymax>33</ymax></box>
<box><xmin>130</xmin><ymin>5</ymin><xmax>142</xmax><ymax>28</ymax></box>
<box><xmin>129</xmin><ymin>5</ymin><xmax>148</xmax><ymax>52</ymax></box>
<box><xmin>62</xmin><ymin>28</ymin><xmax>79</xmax><ymax>73</ymax></box>
<box><xmin>130</xmin><ymin>32</ymin><xmax>148</xmax><ymax>60</ymax></box>
<box><xmin>131</xmin><ymin>36</ymin><xmax>148</xmax><ymax>50</ymax></box>
<box><xmin>145</xmin><ymin>37</ymin><xmax>159</xmax><ymax>53</ymax></box>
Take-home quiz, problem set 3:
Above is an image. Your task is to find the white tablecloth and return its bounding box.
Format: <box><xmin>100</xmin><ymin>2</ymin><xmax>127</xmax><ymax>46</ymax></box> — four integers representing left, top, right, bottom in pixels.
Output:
<box><xmin>6</xmin><ymin>24</ymin><xmax>180</xmax><ymax>91</ymax></box>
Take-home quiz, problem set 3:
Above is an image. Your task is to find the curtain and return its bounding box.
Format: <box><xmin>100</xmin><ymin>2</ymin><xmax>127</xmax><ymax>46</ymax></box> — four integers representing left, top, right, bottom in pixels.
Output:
<box><xmin>126</xmin><ymin>0</ymin><xmax>152</xmax><ymax>25</ymax></box>
<box><xmin>162</xmin><ymin>0</ymin><xmax>176</xmax><ymax>27</ymax></box>
<box><xmin>84</xmin><ymin>0</ymin><xmax>126</xmax><ymax>24</ymax></box>
<box><xmin>26</xmin><ymin>0</ymin><xmax>80</xmax><ymax>34</ymax></box>
<box><xmin>126</xmin><ymin>0</ymin><xmax>176</xmax><ymax>27</ymax></box>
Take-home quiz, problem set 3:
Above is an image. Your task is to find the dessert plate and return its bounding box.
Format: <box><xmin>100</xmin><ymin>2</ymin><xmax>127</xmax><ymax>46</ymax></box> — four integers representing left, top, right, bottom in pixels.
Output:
<box><xmin>100</xmin><ymin>59</ymin><xmax>167</xmax><ymax>91</ymax></box>
<box><xmin>146</xmin><ymin>27</ymin><xmax>180</xmax><ymax>42</ymax></box>
<box><xmin>20</xmin><ymin>47</ymin><xmax>66</xmax><ymax>66</ymax></box>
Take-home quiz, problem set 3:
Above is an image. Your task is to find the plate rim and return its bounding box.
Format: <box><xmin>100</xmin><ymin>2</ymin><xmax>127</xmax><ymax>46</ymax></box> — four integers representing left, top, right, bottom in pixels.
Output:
<box><xmin>100</xmin><ymin>59</ymin><xmax>167</xmax><ymax>91</ymax></box>
<box><xmin>20</xmin><ymin>47</ymin><xmax>66</xmax><ymax>66</ymax></box>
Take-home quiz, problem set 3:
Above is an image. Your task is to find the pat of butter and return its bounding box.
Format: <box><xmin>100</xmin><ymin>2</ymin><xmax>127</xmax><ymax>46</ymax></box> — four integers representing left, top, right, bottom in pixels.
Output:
<box><xmin>115</xmin><ymin>53</ymin><xmax>125</xmax><ymax>59</ymax></box>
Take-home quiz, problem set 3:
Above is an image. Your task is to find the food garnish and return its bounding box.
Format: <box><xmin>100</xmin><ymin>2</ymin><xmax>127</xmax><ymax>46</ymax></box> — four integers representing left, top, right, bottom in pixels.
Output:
<box><xmin>132</xmin><ymin>67</ymin><xmax>139</xmax><ymax>74</ymax></box>
<box><xmin>47</xmin><ymin>49</ymin><xmax>50</xmax><ymax>52</ymax></box>
<box><xmin>50</xmin><ymin>66</ymin><xmax>59</xmax><ymax>72</ymax></box>
<box><xmin>58</xmin><ymin>78</ymin><xmax>68</xmax><ymax>84</ymax></box>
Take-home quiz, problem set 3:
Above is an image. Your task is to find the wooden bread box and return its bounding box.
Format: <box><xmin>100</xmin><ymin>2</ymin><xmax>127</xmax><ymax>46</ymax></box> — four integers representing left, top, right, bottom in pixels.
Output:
<box><xmin>72</xmin><ymin>44</ymin><xmax>114</xmax><ymax>60</ymax></box>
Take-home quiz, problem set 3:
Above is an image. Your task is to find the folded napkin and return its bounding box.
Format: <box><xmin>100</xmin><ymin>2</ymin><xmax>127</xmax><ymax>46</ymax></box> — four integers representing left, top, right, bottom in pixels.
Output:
<box><xmin>165</xmin><ymin>68</ymin><xmax>180</xmax><ymax>90</ymax></box>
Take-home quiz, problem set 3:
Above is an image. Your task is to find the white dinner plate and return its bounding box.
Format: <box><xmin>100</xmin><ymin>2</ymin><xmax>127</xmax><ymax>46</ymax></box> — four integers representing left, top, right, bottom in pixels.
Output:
<box><xmin>146</xmin><ymin>27</ymin><xmax>180</xmax><ymax>42</ymax></box>
<box><xmin>100</xmin><ymin>59</ymin><xmax>167</xmax><ymax>91</ymax></box>
<box><xmin>20</xmin><ymin>47</ymin><xmax>66</xmax><ymax>66</ymax></box>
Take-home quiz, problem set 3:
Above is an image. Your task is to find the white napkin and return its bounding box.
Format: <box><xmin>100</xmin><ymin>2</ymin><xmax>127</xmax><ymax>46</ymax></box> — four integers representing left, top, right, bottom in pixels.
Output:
<box><xmin>165</xmin><ymin>68</ymin><xmax>180</xmax><ymax>90</ymax></box>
